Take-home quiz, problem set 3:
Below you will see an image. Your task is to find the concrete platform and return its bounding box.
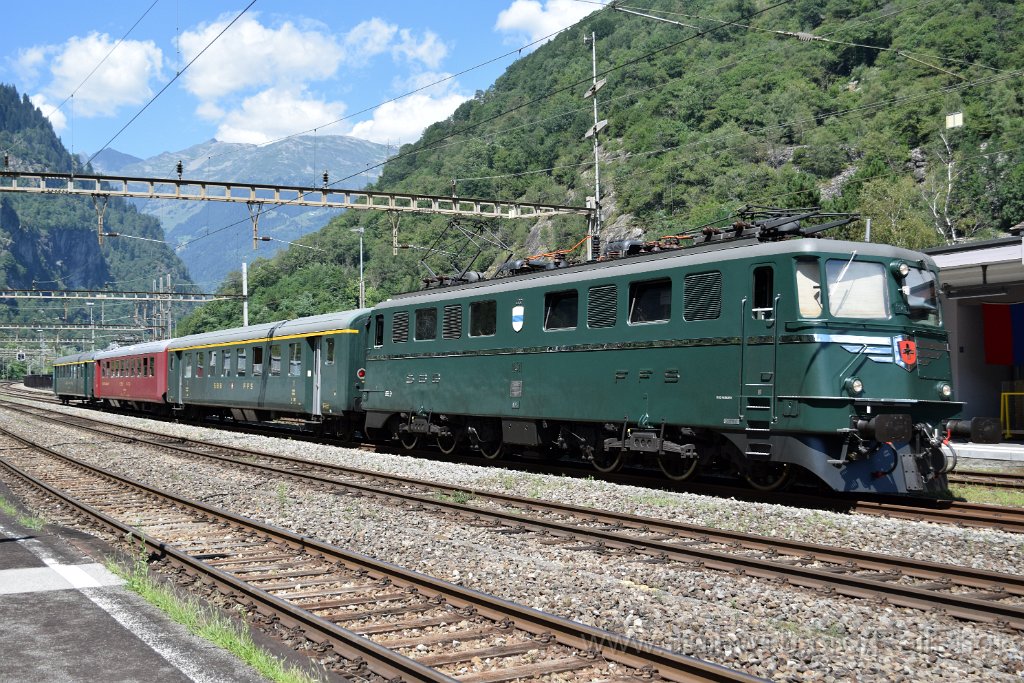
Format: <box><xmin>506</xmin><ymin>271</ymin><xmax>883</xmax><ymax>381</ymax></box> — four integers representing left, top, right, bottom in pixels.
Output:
<box><xmin>0</xmin><ymin>489</ymin><xmax>270</xmax><ymax>683</ymax></box>
<box><xmin>955</xmin><ymin>441</ymin><xmax>1024</xmax><ymax>465</ymax></box>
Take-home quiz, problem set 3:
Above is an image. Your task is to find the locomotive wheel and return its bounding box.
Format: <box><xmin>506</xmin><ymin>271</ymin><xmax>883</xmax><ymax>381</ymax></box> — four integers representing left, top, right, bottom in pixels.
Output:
<box><xmin>744</xmin><ymin>463</ymin><xmax>793</xmax><ymax>491</ymax></box>
<box><xmin>657</xmin><ymin>452</ymin><xmax>699</xmax><ymax>481</ymax></box>
<box><xmin>436</xmin><ymin>432</ymin><xmax>459</xmax><ymax>455</ymax></box>
<box><xmin>591</xmin><ymin>448</ymin><xmax>625</xmax><ymax>473</ymax></box>
<box><xmin>398</xmin><ymin>432</ymin><xmax>419</xmax><ymax>450</ymax></box>
<box><xmin>478</xmin><ymin>439</ymin><xmax>503</xmax><ymax>460</ymax></box>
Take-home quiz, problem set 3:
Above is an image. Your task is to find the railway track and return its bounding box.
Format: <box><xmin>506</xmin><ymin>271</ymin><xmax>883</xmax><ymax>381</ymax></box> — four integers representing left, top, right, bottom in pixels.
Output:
<box><xmin>5</xmin><ymin>388</ymin><xmax>1023</xmax><ymax>533</ymax></box>
<box><xmin>0</xmin><ymin>423</ymin><xmax>757</xmax><ymax>683</ymax></box>
<box><xmin>949</xmin><ymin>470</ymin><xmax>1024</xmax><ymax>490</ymax></box>
<box><xmin>4</xmin><ymin>402</ymin><xmax>1024</xmax><ymax>633</ymax></box>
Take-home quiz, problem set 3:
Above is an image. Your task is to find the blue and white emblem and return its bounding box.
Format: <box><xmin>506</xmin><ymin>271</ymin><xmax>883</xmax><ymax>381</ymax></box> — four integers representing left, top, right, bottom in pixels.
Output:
<box><xmin>511</xmin><ymin>305</ymin><xmax>525</xmax><ymax>332</ymax></box>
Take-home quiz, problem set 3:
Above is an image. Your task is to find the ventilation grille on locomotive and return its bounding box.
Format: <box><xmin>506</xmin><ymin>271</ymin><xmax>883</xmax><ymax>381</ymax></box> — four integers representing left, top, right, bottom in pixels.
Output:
<box><xmin>587</xmin><ymin>284</ymin><xmax>617</xmax><ymax>328</ymax></box>
<box><xmin>392</xmin><ymin>311</ymin><xmax>410</xmax><ymax>343</ymax></box>
<box><xmin>684</xmin><ymin>271</ymin><xmax>722</xmax><ymax>321</ymax></box>
<box><xmin>443</xmin><ymin>305</ymin><xmax>463</xmax><ymax>339</ymax></box>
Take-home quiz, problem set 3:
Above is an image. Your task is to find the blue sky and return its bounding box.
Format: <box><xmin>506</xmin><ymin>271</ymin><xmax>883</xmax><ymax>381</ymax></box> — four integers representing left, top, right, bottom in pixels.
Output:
<box><xmin>2</xmin><ymin>0</ymin><xmax>600</xmax><ymax>161</ymax></box>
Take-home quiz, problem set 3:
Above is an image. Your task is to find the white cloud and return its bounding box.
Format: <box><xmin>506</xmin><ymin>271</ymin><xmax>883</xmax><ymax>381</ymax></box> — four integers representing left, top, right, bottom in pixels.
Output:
<box><xmin>350</xmin><ymin>89</ymin><xmax>468</xmax><ymax>145</ymax></box>
<box><xmin>180</xmin><ymin>15</ymin><xmax>344</xmax><ymax>101</ymax></box>
<box><xmin>393</xmin><ymin>29</ymin><xmax>447</xmax><ymax>69</ymax></box>
<box><xmin>214</xmin><ymin>87</ymin><xmax>348</xmax><ymax>145</ymax></box>
<box><xmin>13</xmin><ymin>46</ymin><xmax>49</xmax><ymax>84</ymax></box>
<box><xmin>21</xmin><ymin>33</ymin><xmax>162</xmax><ymax>117</ymax></box>
<box><xmin>29</xmin><ymin>93</ymin><xmax>67</xmax><ymax>132</ymax></box>
<box><xmin>495</xmin><ymin>0</ymin><xmax>598</xmax><ymax>45</ymax></box>
<box><xmin>342</xmin><ymin>18</ymin><xmax>398</xmax><ymax>66</ymax></box>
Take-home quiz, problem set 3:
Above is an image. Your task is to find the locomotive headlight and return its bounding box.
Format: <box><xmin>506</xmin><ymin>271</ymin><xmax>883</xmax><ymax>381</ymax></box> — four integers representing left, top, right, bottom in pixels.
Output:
<box><xmin>937</xmin><ymin>382</ymin><xmax>953</xmax><ymax>399</ymax></box>
<box><xmin>890</xmin><ymin>260</ymin><xmax>911</xmax><ymax>278</ymax></box>
<box><xmin>845</xmin><ymin>376</ymin><xmax>864</xmax><ymax>396</ymax></box>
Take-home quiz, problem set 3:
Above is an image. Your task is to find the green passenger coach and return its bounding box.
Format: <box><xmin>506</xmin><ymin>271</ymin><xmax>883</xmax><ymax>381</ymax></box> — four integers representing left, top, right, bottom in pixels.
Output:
<box><xmin>52</xmin><ymin>351</ymin><xmax>97</xmax><ymax>404</ymax></box>
<box><xmin>361</xmin><ymin>237</ymin><xmax>995</xmax><ymax>495</ymax></box>
<box><xmin>168</xmin><ymin>309</ymin><xmax>370</xmax><ymax>437</ymax></box>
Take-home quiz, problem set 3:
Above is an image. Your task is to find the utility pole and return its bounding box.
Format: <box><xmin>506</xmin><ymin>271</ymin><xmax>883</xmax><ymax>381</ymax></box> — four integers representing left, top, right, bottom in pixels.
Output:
<box><xmin>242</xmin><ymin>262</ymin><xmax>249</xmax><ymax>326</ymax></box>
<box><xmin>583</xmin><ymin>32</ymin><xmax>607</xmax><ymax>262</ymax></box>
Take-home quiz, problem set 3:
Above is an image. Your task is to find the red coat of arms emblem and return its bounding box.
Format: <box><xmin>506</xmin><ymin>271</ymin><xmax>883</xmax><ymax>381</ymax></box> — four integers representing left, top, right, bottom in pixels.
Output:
<box><xmin>893</xmin><ymin>336</ymin><xmax>917</xmax><ymax>370</ymax></box>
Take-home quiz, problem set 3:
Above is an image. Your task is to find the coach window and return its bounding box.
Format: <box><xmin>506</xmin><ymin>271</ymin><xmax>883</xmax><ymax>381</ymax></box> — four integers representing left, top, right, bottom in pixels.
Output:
<box><xmin>628</xmin><ymin>279</ymin><xmax>672</xmax><ymax>324</ymax></box>
<box><xmin>209</xmin><ymin>350</ymin><xmax>218</xmax><ymax>377</ymax></box>
<box><xmin>288</xmin><ymin>343</ymin><xmax>302</xmax><ymax>376</ymax></box>
<box><xmin>169</xmin><ymin>355</ymin><xmax>176</xmax><ymax>373</ymax></box>
<box><xmin>325</xmin><ymin>338</ymin><xmax>336</xmax><ymax>365</ymax></box>
<box><xmin>544</xmin><ymin>290</ymin><xmax>578</xmax><ymax>330</ymax></box>
<box><xmin>196</xmin><ymin>352</ymin><xmax>204</xmax><ymax>378</ymax></box>
<box><xmin>236</xmin><ymin>348</ymin><xmax>247</xmax><ymax>376</ymax></box>
<box><xmin>270</xmin><ymin>344</ymin><xmax>282</xmax><ymax>376</ymax></box>
<box><xmin>415</xmin><ymin>308</ymin><xmax>437</xmax><ymax>341</ymax></box>
<box><xmin>469</xmin><ymin>300</ymin><xmax>496</xmax><ymax>337</ymax></box>
<box><xmin>223</xmin><ymin>351</ymin><xmax>232</xmax><ymax>377</ymax></box>
<box><xmin>752</xmin><ymin>266</ymin><xmax>774</xmax><ymax>320</ymax></box>
<box><xmin>143</xmin><ymin>357</ymin><xmax>149</xmax><ymax>377</ymax></box>
<box><xmin>252</xmin><ymin>347</ymin><xmax>264</xmax><ymax>376</ymax></box>
<box><xmin>184</xmin><ymin>354</ymin><xmax>193</xmax><ymax>379</ymax></box>
<box><xmin>374</xmin><ymin>315</ymin><xmax>384</xmax><ymax>347</ymax></box>
<box><xmin>795</xmin><ymin>259</ymin><xmax>823</xmax><ymax>318</ymax></box>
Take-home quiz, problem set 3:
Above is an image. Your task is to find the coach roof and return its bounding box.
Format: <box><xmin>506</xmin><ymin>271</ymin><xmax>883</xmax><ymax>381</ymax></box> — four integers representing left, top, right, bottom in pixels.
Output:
<box><xmin>94</xmin><ymin>340</ymin><xmax>173</xmax><ymax>361</ymax></box>
<box><xmin>166</xmin><ymin>309</ymin><xmax>370</xmax><ymax>352</ymax></box>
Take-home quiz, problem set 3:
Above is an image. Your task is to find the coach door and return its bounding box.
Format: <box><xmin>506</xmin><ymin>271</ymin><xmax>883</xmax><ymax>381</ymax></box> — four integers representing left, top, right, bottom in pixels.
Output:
<box><xmin>739</xmin><ymin>264</ymin><xmax>779</xmax><ymax>433</ymax></box>
<box><xmin>309</xmin><ymin>336</ymin><xmax>322</xmax><ymax>417</ymax></box>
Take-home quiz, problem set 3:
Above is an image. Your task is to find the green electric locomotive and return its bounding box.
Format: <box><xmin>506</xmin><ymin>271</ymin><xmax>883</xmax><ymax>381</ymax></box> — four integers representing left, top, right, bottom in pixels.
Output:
<box><xmin>361</xmin><ymin>229</ymin><xmax>996</xmax><ymax>495</ymax></box>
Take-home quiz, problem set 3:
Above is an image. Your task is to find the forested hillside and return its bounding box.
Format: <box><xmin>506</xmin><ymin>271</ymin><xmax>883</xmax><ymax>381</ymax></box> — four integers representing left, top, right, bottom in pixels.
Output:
<box><xmin>0</xmin><ymin>84</ymin><xmax>193</xmax><ymax>347</ymax></box>
<box><xmin>175</xmin><ymin>0</ymin><xmax>1024</xmax><ymax>332</ymax></box>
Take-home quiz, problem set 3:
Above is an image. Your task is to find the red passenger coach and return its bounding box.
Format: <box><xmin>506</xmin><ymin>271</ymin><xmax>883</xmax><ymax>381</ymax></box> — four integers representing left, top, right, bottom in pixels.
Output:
<box><xmin>94</xmin><ymin>340</ymin><xmax>172</xmax><ymax>413</ymax></box>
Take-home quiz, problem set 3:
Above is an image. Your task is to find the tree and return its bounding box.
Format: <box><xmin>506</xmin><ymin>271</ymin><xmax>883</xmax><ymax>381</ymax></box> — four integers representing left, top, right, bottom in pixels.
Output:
<box><xmin>859</xmin><ymin>177</ymin><xmax>941</xmax><ymax>250</ymax></box>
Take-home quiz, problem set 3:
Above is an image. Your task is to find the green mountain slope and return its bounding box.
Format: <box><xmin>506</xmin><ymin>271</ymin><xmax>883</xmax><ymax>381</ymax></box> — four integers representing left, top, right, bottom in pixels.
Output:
<box><xmin>0</xmin><ymin>84</ymin><xmax>194</xmax><ymax>355</ymax></box>
<box><xmin>181</xmin><ymin>0</ymin><xmax>1024</xmax><ymax>333</ymax></box>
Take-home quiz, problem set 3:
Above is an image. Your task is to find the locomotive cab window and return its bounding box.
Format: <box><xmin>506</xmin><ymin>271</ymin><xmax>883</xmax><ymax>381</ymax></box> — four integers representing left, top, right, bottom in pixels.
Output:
<box><xmin>415</xmin><ymin>308</ymin><xmax>437</xmax><ymax>341</ymax></box>
<box><xmin>752</xmin><ymin>266</ymin><xmax>774</xmax><ymax>320</ymax></box>
<box><xmin>628</xmin><ymin>279</ymin><xmax>671</xmax><ymax>324</ymax></box>
<box><xmin>826</xmin><ymin>259</ymin><xmax>888</xmax><ymax>319</ymax></box>
<box><xmin>544</xmin><ymin>290</ymin><xmax>578</xmax><ymax>330</ymax></box>
<box><xmin>374</xmin><ymin>314</ymin><xmax>384</xmax><ymax>347</ymax></box>
<box><xmin>795</xmin><ymin>259</ymin><xmax>823</xmax><ymax>318</ymax></box>
<box><xmin>469</xmin><ymin>300</ymin><xmax>496</xmax><ymax>337</ymax></box>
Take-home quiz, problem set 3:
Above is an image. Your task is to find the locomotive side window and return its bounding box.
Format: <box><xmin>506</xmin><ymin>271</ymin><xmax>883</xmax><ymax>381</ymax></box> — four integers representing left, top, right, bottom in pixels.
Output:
<box><xmin>826</xmin><ymin>259</ymin><xmax>888</xmax><ymax>319</ymax></box>
<box><xmin>325</xmin><ymin>338</ymin><xmax>336</xmax><ymax>364</ymax></box>
<box><xmin>392</xmin><ymin>312</ymin><xmax>410</xmax><ymax>343</ymax></box>
<box><xmin>252</xmin><ymin>347</ymin><xmax>264</xmax><ymax>376</ymax></box>
<box><xmin>587</xmin><ymin>285</ymin><xmax>617</xmax><ymax>328</ymax></box>
<box><xmin>415</xmin><ymin>308</ymin><xmax>437</xmax><ymax>341</ymax></box>
<box><xmin>288</xmin><ymin>343</ymin><xmax>302</xmax><ymax>376</ymax></box>
<box><xmin>683</xmin><ymin>272</ymin><xmax>722</xmax><ymax>321</ymax></box>
<box><xmin>443</xmin><ymin>305</ymin><xmax>463</xmax><ymax>339</ymax></box>
<box><xmin>270</xmin><ymin>344</ymin><xmax>282</xmax><ymax>376</ymax></box>
<box><xmin>628</xmin><ymin>279</ymin><xmax>671</xmax><ymax>324</ymax></box>
<box><xmin>796</xmin><ymin>260</ymin><xmax>823</xmax><ymax>318</ymax></box>
<box><xmin>544</xmin><ymin>290</ymin><xmax>578</xmax><ymax>330</ymax></box>
<box><xmin>470</xmin><ymin>300</ymin><xmax>496</xmax><ymax>337</ymax></box>
<box><xmin>752</xmin><ymin>266</ymin><xmax>774</xmax><ymax>320</ymax></box>
<box><xmin>236</xmin><ymin>348</ymin><xmax>247</xmax><ymax>376</ymax></box>
<box><xmin>374</xmin><ymin>315</ymin><xmax>384</xmax><ymax>347</ymax></box>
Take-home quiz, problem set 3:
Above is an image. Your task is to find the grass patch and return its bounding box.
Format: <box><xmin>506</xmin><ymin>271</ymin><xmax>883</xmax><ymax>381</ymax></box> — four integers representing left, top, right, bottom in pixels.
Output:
<box><xmin>435</xmin><ymin>490</ymin><xmax>474</xmax><ymax>505</ymax></box>
<box><xmin>635</xmin><ymin>493</ymin><xmax>681</xmax><ymax>508</ymax></box>
<box><xmin>109</xmin><ymin>546</ymin><xmax>322</xmax><ymax>683</ymax></box>
<box><xmin>948</xmin><ymin>484</ymin><xmax>1024</xmax><ymax>508</ymax></box>
<box><xmin>0</xmin><ymin>495</ymin><xmax>47</xmax><ymax>530</ymax></box>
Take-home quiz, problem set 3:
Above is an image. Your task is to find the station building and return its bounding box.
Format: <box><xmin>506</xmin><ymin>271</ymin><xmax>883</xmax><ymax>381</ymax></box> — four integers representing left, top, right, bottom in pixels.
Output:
<box><xmin>929</xmin><ymin>228</ymin><xmax>1024</xmax><ymax>436</ymax></box>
